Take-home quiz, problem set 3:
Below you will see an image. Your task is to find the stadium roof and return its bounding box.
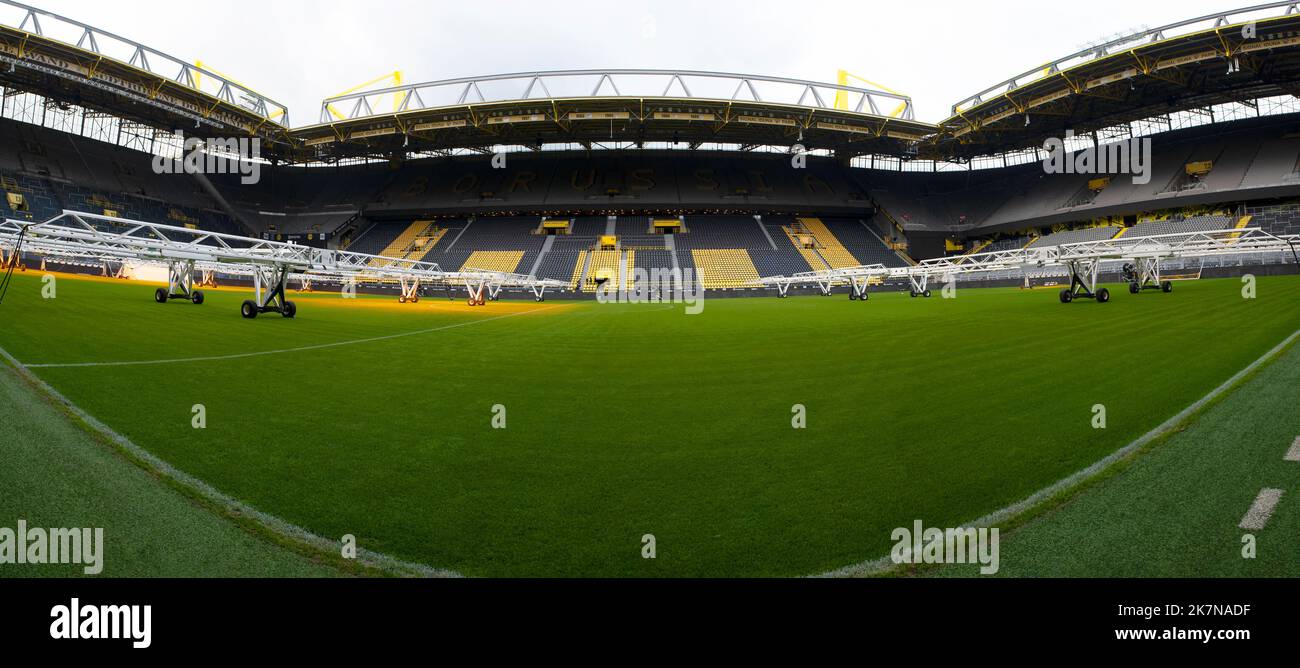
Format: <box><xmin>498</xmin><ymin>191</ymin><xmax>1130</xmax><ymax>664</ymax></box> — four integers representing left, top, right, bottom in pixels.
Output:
<box><xmin>0</xmin><ymin>0</ymin><xmax>291</xmax><ymax>145</ymax></box>
<box><xmin>292</xmin><ymin>69</ymin><xmax>933</xmax><ymax>162</ymax></box>
<box><xmin>936</xmin><ymin>1</ymin><xmax>1300</xmax><ymax>159</ymax></box>
<box><xmin>3</xmin><ymin>1</ymin><xmax>1300</xmax><ymax>164</ymax></box>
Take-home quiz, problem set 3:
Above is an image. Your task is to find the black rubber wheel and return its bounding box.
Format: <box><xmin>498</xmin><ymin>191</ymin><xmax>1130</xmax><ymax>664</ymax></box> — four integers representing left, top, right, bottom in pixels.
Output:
<box><xmin>849</xmin><ymin>292</ymin><xmax>858</xmax><ymax>301</ymax></box>
<box><xmin>861</xmin><ymin>292</ymin><xmax>868</xmax><ymax>301</ymax></box>
<box><xmin>910</xmin><ymin>290</ymin><xmax>917</xmax><ymax>298</ymax></box>
<box><xmin>411</xmin><ymin>295</ymin><xmax>419</xmax><ymax>304</ymax></box>
<box><xmin>536</xmin><ymin>296</ymin><xmax>544</xmax><ymax>302</ymax></box>
<box><xmin>923</xmin><ymin>289</ymin><xmax>932</xmax><ymax>298</ymax></box>
<box><xmin>1161</xmin><ymin>281</ymin><xmax>1173</xmax><ymax>293</ymax></box>
<box><xmin>1059</xmin><ymin>289</ymin><xmax>1074</xmax><ymax>304</ymax></box>
<box><xmin>467</xmin><ymin>298</ymin><xmax>476</xmax><ymax>306</ymax></box>
<box><xmin>240</xmin><ymin>299</ymin><xmax>258</xmax><ymax>319</ymax></box>
<box><xmin>1096</xmin><ymin>287</ymin><xmax>1111</xmax><ymax>303</ymax></box>
<box><xmin>282</xmin><ymin>301</ymin><xmax>297</xmax><ymax>318</ymax></box>
<box><xmin>190</xmin><ymin>290</ymin><xmax>204</xmax><ymax>305</ymax></box>
<box><xmin>154</xmin><ymin>288</ymin><xmax>168</xmax><ymax>303</ymax></box>
<box><xmin>398</xmin><ymin>295</ymin><xmax>407</xmax><ymax>304</ymax></box>
<box><xmin>1129</xmin><ymin>282</ymin><xmax>1140</xmax><ymax>294</ymax></box>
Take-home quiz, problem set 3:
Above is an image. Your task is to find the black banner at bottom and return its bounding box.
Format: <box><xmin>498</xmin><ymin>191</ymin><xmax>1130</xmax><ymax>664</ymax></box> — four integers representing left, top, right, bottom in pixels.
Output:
<box><xmin>0</xmin><ymin>577</ymin><xmax>1288</xmax><ymax>654</ymax></box>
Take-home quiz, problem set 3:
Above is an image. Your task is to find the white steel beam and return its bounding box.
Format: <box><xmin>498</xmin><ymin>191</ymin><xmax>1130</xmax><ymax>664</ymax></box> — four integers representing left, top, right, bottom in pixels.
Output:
<box><xmin>0</xmin><ymin>211</ymin><xmax>567</xmax><ymax>317</ymax></box>
<box><xmin>759</xmin><ymin>228</ymin><xmax>1299</xmax><ymax>303</ymax></box>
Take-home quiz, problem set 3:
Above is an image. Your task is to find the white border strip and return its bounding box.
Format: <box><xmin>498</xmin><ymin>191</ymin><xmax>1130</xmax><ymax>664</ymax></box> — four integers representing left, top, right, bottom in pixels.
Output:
<box><xmin>816</xmin><ymin>327</ymin><xmax>1300</xmax><ymax>578</ymax></box>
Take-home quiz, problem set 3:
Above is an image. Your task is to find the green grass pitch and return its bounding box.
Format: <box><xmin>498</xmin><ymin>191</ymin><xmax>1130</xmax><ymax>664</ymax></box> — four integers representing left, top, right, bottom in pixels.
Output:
<box><xmin>1</xmin><ymin>272</ymin><xmax>1298</xmax><ymax>577</ymax></box>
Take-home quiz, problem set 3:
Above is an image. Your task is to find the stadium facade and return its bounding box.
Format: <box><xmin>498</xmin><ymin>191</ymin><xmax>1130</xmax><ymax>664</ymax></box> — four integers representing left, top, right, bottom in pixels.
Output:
<box><xmin>3</xmin><ymin>0</ymin><xmax>1300</xmax><ymax>302</ymax></box>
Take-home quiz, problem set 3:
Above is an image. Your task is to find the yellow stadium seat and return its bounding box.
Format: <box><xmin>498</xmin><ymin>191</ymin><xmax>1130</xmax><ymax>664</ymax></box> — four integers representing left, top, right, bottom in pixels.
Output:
<box><xmin>782</xmin><ymin>226</ymin><xmax>829</xmax><ymax>271</ymax></box>
<box><xmin>370</xmin><ymin>221</ymin><xmax>445</xmax><ymax>267</ymax></box>
<box><xmin>460</xmin><ymin>250</ymin><xmax>526</xmax><ymax>274</ymax></box>
<box><xmin>797</xmin><ymin>217</ymin><xmax>862</xmax><ymax>268</ymax></box>
<box><xmin>584</xmin><ymin>250</ymin><xmax>622</xmax><ymax>292</ymax></box>
<box><xmin>690</xmin><ymin>249</ymin><xmax>760</xmax><ymax>288</ymax></box>
<box><xmin>570</xmin><ymin>251</ymin><xmax>588</xmax><ymax>289</ymax></box>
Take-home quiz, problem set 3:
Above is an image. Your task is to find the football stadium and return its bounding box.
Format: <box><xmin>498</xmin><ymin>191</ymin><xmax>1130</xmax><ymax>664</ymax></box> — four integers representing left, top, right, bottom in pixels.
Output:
<box><xmin>3</xmin><ymin>0</ymin><xmax>1300</xmax><ymax>612</ymax></box>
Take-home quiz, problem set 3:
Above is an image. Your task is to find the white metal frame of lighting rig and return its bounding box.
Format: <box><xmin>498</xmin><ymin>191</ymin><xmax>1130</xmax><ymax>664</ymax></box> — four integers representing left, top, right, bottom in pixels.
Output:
<box><xmin>0</xmin><ymin>211</ymin><xmax>567</xmax><ymax>317</ymax></box>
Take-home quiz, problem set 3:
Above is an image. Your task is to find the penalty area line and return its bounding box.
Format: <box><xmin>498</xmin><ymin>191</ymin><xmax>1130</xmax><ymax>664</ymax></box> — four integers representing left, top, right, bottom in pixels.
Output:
<box><xmin>21</xmin><ymin>305</ymin><xmax>561</xmax><ymax>369</ymax></box>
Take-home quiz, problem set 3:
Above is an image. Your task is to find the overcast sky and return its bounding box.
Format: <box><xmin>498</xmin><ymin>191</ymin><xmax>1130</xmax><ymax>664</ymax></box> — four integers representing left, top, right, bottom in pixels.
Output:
<box><xmin>20</xmin><ymin>0</ymin><xmax>1247</xmax><ymax>124</ymax></box>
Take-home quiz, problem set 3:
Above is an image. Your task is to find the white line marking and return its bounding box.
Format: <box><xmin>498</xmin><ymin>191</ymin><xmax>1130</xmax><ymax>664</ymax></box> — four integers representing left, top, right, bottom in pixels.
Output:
<box><xmin>0</xmin><ymin>343</ymin><xmax>461</xmax><ymax>577</ymax></box>
<box><xmin>1285</xmin><ymin>436</ymin><xmax>1300</xmax><ymax>462</ymax></box>
<box><xmin>22</xmin><ymin>305</ymin><xmax>560</xmax><ymax>369</ymax></box>
<box><xmin>1239</xmin><ymin>488</ymin><xmax>1284</xmax><ymax>531</ymax></box>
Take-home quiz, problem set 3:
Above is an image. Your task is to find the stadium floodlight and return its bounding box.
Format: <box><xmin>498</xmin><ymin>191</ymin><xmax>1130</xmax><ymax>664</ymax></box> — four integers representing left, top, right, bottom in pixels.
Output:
<box><xmin>760</xmin><ymin>229</ymin><xmax>1300</xmax><ymax>304</ymax></box>
<box><xmin>0</xmin><ymin>211</ymin><xmax>568</xmax><ymax>317</ymax></box>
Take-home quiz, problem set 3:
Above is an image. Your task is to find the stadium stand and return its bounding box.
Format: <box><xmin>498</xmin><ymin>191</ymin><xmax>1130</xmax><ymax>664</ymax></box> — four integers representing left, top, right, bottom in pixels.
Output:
<box><xmin>842</xmin><ymin>117</ymin><xmax>1300</xmax><ymax>236</ymax></box>
<box><xmin>1120</xmin><ymin>214</ymin><xmax>1237</xmax><ymax>238</ymax></box>
<box><xmin>461</xmin><ymin>250</ymin><xmax>526</xmax><ymax>273</ymax></box>
<box><xmin>676</xmin><ymin>216</ymin><xmax>770</xmax><ymax>251</ymax></box>
<box><xmin>1031</xmin><ymin>226</ymin><xmax>1122</xmax><ymax>247</ymax></box>
<box><xmin>1245</xmin><ymin>201</ymin><xmax>1300</xmax><ymax>236</ymax></box>
<box><xmin>5</xmin><ymin>0</ymin><xmax>1300</xmax><ymax>312</ymax></box>
<box><xmin>379</xmin><ymin>221</ymin><xmax>429</xmax><ymax>255</ymax></box>
<box><xmin>615</xmin><ymin>215</ymin><xmax>652</xmax><ymax>236</ymax></box>
<box><xmin>794</xmin><ymin>217</ymin><xmax>861</xmax><ymax>268</ymax></box>
<box><xmin>534</xmin><ymin>250</ymin><xmax>583</xmax><ymax>283</ymax></box>
<box><xmin>571</xmin><ymin>216</ymin><xmax>607</xmax><ymax>236</ymax></box>
<box><xmin>782</xmin><ymin>226</ymin><xmax>831</xmax><ymax>272</ymax></box>
<box><xmin>979</xmin><ymin>235</ymin><xmax>1034</xmax><ymax>253</ymax></box>
<box><xmin>429</xmin><ymin>217</ymin><xmax>547</xmax><ymax>274</ymax></box>
<box><xmin>958</xmin><ymin>239</ymin><xmax>993</xmax><ymax>258</ymax></box>
<box><xmin>569</xmin><ymin>251</ymin><xmax>590</xmax><ymax>289</ymax></box>
<box><xmin>0</xmin><ymin>124</ymin><xmax>246</xmax><ymax>243</ymax></box>
<box><xmin>2</xmin><ymin>82</ymin><xmax>1297</xmax><ymax>298</ymax></box>
<box><xmin>633</xmin><ymin>249</ymin><xmax>676</xmax><ymax>277</ymax></box>
<box><xmin>583</xmin><ymin>250</ymin><xmax>623</xmax><ymax>291</ymax></box>
<box><xmin>624</xmin><ymin>249</ymin><xmax>637</xmax><ymax>289</ymax></box>
<box><xmin>691</xmin><ymin>249</ymin><xmax>761</xmax><ymax>288</ymax></box>
<box><xmin>758</xmin><ymin>218</ymin><xmax>818</xmax><ymax>277</ymax></box>
<box><xmin>819</xmin><ymin>217</ymin><xmax>907</xmax><ymax>267</ymax></box>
